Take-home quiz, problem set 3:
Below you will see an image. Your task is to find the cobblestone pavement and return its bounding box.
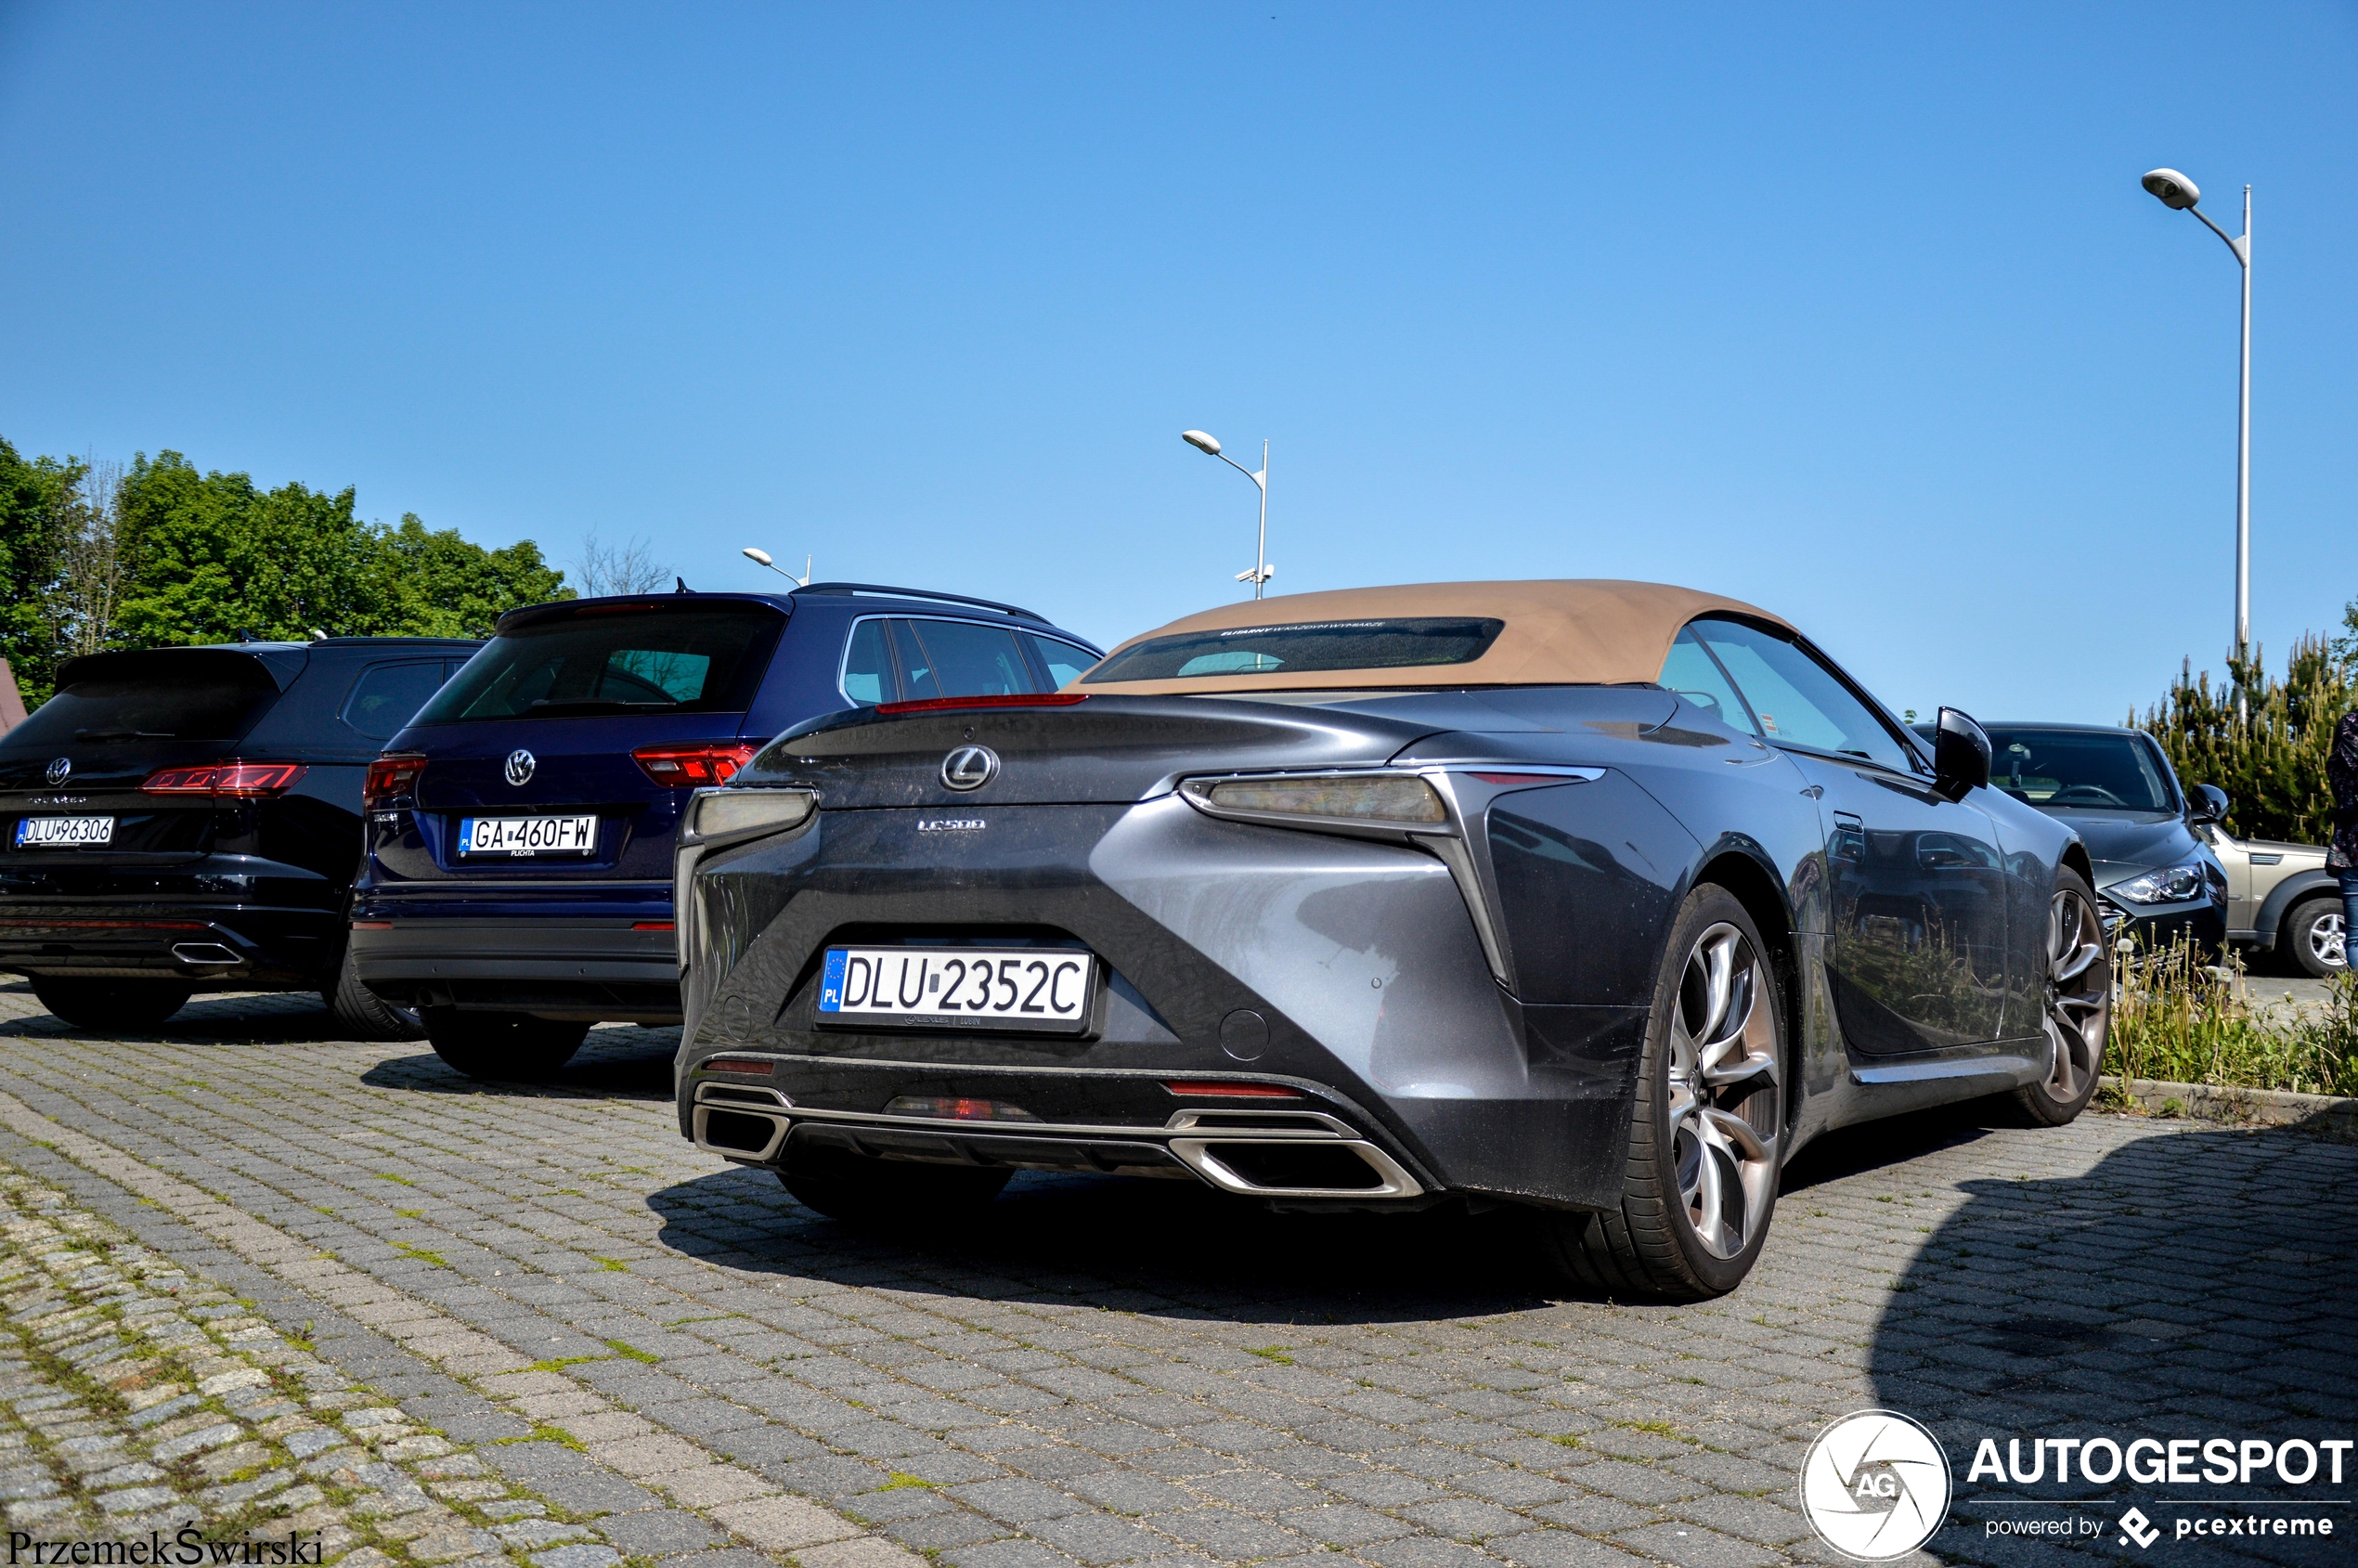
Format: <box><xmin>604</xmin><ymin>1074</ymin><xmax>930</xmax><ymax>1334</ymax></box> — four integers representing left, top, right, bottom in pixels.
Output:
<box><xmin>0</xmin><ymin>982</ymin><xmax>2350</xmax><ymax>1568</ymax></box>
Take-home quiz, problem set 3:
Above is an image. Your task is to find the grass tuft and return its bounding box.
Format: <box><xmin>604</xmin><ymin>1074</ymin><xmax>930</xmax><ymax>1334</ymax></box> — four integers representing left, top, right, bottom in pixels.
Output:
<box><xmin>376</xmin><ymin>1173</ymin><xmax>416</xmax><ymax>1187</ymax></box>
<box><xmin>2110</xmin><ymin>936</ymin><xmax>2358</xmax><ymax>1096</ymax></box>
<box><xmin>1244</xmin><ymin>1346</ymin><xmax>1294</xmax><ymax>1365</ymax></box>
<box><xmin>496</xmin><ymin>1422</ymin><xmax>583</xmax><ymax>1451</ymax></box>
<box><xmin>602</xmin><ymin>1339</ymin><xmax>658</xmax><ymax>1364</ymax></box>
<box><xmin>392</xmin><ymin>1243</ymin><xmax>447</xmax><ymax>1267</ymax></box>
<box><xmin>876</xmin><ymin>1473</ymin><xmax>937</xmax><ymax>1491</ymax></box>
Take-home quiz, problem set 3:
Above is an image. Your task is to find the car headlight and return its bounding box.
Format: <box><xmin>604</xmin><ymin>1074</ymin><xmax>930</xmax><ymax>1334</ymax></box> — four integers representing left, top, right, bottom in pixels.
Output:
<box><xmin>682</xmin><ymin>787</ymin><xmax>817</xmax><ymax>846</ymax></box>
<box><xmin>2108</xmin><ymin>859</ymin><xmax>2212</xmax><ymax>906</ymax></box>
<box><xmin>1182</xmin><ymin>772</ymin><xmax>1449</xmax><ymax>830</ymax></box>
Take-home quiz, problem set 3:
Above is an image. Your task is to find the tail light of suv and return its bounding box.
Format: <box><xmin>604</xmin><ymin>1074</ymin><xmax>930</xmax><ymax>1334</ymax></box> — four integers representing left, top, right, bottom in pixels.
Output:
<box><xmin>142</xmin><ymin>761</ymin><xmax>308</xmax><ymax>797</ymax></box>
<box><xmin>364</xmin><ymin>754</ymin><xmax>428</xmax><ymax>807</ymax></box>
<box><xmin>632</xmin><ymin>743</ymin><xmax>762</xmax><ymax>787</ymax></box>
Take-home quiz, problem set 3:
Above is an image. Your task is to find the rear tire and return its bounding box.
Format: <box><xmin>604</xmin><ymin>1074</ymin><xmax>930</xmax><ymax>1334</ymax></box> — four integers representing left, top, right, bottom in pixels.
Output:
<box><xmin>324</xmin><ymin>945</ymin><xmax>425</xmax><ymax>1042</ymax></box>
<box><xmin>776</xmin><ymin>1145</ymin><xmax>1011</xmax><ymax>1226</ymax></box>
<box><xmin>421</xmin><ymin>1008</ymin><xmax>589</xmax><ymax>1082</ymax></box>
<box><xmin>1536</xmin><ymin>886</ymin><xmax>1786</xmax><ymax>1302</ymax></box>
<box><xmin>2280</xmin><ymin>896</ymin><xmax>2347</xmax><ymax>978</ymax></box>
<box><xmin>29</xmin><ymin>976</ymin><xmax>193</xmax><ymax>1030</ymax></box>
<box><xmin>2009</xmin><ymin>868</ymin><xmax>2109</xmax><ymax>1127</ymax></box>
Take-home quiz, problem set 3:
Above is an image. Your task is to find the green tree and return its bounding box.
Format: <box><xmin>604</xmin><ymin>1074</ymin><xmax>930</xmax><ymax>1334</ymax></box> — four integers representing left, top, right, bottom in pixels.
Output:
<box><xmin>113</xmin><ymin>452</ymin><xmax>386</xmax><ymax>644</ymax></box>
<box><xmin>110</xmin><ymin>450</ymin><xmax>569</xmax><ymax>646</ymax></box>
<box><xmin>369</xmin><ymin>513</ymin><xmax>570</xmax><ymax>637</ymax></box>
<box><xmin>0</xmin><ymin>438</ymin><xmax>81</xmax><ymax>705</ymax></box>
<box><xmin>2134</xmin><ymin>635</ymin><xmax>2352</xmax><ymax>846</ymax></box>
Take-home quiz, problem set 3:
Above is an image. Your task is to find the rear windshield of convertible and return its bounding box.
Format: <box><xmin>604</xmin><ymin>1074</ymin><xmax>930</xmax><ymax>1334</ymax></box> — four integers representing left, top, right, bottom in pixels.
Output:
<box><xmin>1083</xmin><ymin>616</ymin><xmax>1505</xmax><ymax>681</ymax></box>
<box><xmin>413</xmin><ymin>603</ymin><xmax>784</xmax><ymax>722</ymax></box>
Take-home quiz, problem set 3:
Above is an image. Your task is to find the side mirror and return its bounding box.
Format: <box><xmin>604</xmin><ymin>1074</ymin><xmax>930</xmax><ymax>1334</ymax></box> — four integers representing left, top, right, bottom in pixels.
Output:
<box><xmin>2188</xmin><ymin>784</ymin><xmax>2229</xmax><ymax>824</ymax></box>
<box><xmin>1932</xmin><ymin>707</ymin><xmax>1991</xmax><ymax>801</ymax></box>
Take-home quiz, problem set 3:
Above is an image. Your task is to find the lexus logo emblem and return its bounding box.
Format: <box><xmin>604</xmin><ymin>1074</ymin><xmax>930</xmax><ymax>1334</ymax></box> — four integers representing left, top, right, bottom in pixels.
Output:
<box><xmin>44</xmin><ymin>758</ymin><xmax>70</xmax><ymax>785</ymax></box>
<box><xmin>504</xmin><ymin>749</ymin><xmax>537</xmax><ymax>786</ymax></box>
<box><xmin>940</xmin><ymin>745</ymin><xmax>999</xmax><ymax>792</ymax></box>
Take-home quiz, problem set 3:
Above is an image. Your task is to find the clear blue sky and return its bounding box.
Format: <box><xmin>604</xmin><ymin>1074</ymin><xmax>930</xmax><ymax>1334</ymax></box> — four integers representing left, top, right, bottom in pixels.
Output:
<box><xmin>2</xmin><ymin>2</ymin><xmax>2351</xmax><ymax>725</ymax></box>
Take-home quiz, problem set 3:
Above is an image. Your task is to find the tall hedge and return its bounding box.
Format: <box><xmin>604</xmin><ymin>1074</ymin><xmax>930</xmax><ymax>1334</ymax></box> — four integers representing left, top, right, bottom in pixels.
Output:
<box><xmin>2133</xmin><ymin>634</ymin><xmax>2351</xmax><ymax>847</ymax></box>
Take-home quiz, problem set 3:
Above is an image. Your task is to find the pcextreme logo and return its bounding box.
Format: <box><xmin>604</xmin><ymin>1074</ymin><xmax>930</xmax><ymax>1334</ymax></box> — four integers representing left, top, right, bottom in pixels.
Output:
<box><xmin>1800</xmin><ymin>1410</ymin><xmax>1953</xmax><ymax>1561</ymax></box>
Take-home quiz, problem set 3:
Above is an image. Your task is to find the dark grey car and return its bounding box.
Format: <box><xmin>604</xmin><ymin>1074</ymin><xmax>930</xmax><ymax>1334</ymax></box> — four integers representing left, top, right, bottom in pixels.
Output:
<box><xmin>668</xmin><ymin>581</ymin><xmax>2109</xmax><ymax>1301</ymax></box>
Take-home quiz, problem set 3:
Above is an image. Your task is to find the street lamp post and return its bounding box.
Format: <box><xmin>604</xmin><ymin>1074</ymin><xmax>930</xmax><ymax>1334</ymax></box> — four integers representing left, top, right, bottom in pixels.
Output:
<box><xmin>1180</xmin><ymin>430</ymin><xmax>1273</xmax><ymax>599</ymax></box>
<box><xmin>2142</xmin><ymin>168</ymin><xmax>2252</xmax><ymax>677</ymax></box>
<box><xmin>743</xmin><ymin>547</ymin><xmax>810</xmax><ymax>587</ymax></box>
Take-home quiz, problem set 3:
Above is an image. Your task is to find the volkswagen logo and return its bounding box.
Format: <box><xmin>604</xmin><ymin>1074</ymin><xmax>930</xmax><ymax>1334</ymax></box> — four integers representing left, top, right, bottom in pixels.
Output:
<box><xmin>504</xmin><ymin>749</ymin><xmax>537</xmax><ymax>786</ymax></box>
<box><xmin>940</xmin><ymin>745</ymin><xmax>999</xmax><ymax>792</ymax></box>
<box><xmin>44</xmin><ymin>758</ymin><xmax>70</xmax><ymax>786</ymax></box>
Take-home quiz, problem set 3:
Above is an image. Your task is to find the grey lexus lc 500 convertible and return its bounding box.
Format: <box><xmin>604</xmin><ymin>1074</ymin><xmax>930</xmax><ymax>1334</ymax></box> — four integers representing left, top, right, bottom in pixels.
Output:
<box><xmin>668</xmin><ymin>581</ymin><xmax>2107</xmax><ymax>1300</ymax></box>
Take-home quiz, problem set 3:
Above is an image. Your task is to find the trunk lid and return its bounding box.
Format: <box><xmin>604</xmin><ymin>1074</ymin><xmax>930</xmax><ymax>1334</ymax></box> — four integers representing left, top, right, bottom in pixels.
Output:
<box><xmin>0</xmin><ymin>647</ymin><xmax>302</xmax><ymax>863</ymax></box>
<box><xmin>738</xmin><ymin>687</ymin><xmax>1678</xmax><ymax>808</ymax></box>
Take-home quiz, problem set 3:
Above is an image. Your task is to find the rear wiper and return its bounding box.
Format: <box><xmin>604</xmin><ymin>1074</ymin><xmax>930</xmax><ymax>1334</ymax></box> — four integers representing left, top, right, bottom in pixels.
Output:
<box><xmin>73</xmin><ymin>729</ymin><xmax>175</xmax><ymax>740</ymax></box>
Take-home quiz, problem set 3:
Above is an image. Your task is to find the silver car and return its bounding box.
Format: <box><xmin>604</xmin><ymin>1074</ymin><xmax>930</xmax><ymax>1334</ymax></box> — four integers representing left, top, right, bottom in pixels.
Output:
<box><xmin>2201</xmin><ymin>823</ymin><xmax>2342</xmax><ymax>976</ymax></box>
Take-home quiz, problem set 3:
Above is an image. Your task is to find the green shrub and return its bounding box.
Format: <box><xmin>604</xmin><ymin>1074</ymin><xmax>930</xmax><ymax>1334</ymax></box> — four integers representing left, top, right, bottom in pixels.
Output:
<box><xmin>2108</xmin><ymin>935</ymin><xmax>2358</xmax><ymax>1097</ymax></box>
<box><xmin>2133</xmin><ymin>633</ymin><xmax>2350</xmax><ymax>847</ymax></box>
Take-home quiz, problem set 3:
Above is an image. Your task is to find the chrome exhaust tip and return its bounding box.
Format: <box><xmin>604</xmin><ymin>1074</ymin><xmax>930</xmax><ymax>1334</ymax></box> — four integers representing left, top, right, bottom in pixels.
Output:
<box><xmin>170</xmin><ymin>942</ymin><xmax>243</xmax><ymax>967</ymax></box>
<box><xmin>691</xmin><ymin>1082</ymin><xmax>791</xmax><ymax>1161</ymax></box>
<box><xmin>1163</xmin><ymin>1109</ymin><xmax>1423</xmax><ymax>1199</ymax></box>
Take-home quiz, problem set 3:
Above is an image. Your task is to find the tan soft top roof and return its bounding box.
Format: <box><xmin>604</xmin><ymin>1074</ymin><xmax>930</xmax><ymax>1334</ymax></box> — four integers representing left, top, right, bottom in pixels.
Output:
<box><xmin>1075</xmin><ymin>579</ymin><xmax>1793</xmax><ymax>694</ymax></box>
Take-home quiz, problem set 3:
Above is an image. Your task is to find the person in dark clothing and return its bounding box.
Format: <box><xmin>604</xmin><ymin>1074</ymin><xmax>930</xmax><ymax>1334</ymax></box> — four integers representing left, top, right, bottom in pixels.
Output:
<box><xmin>2327</xmin><ymin>706</ymin><xmax>2358</xmax><ymax>965</ymax></box>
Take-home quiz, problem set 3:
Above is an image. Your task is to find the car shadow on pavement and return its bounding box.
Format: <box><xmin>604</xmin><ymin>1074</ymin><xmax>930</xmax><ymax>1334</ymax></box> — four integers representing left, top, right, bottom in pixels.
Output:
<box><xmin>3</xmin><ymin>987</ymin><xmax>365</xmax><ymax>1046</ymax></box>
<box><xmin>649</xmin><ymin>1160</ymin><xmax>1566</xmax><ymax>1322</ymax></box>
<box><xmin>1865</xmin><ymin>1118</ymin><xmax>2358</xmax><ymax>1564</ymax></box>
<box><xmin>640</xmin><ymin>1101</ymin><xmax>2036</xmax><ymax>1322</ymax></box>
<box><xmin>360</xmin><ymin>1024</ymin><xmax>680</xmax><ymax>1100</ymax></box>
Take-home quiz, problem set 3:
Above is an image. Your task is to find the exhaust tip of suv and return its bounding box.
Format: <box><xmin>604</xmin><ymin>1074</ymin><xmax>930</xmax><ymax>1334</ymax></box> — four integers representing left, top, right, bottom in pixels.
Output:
<box><xmin>169</xmin><ymin>942</ymin><xmax>244</xmax><ymax>968</ymax></box>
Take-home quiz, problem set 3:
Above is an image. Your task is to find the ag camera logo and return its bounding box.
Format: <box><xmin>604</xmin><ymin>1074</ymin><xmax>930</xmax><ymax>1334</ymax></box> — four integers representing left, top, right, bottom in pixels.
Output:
<box><xmin>1800</xmin><ymin>1410</ymin><xmax>1952</xmax><ymax>1561</ymax></box>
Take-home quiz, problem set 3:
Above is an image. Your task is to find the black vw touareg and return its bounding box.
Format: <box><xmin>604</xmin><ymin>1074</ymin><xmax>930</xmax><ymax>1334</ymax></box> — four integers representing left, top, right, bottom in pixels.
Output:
<box><xmin>0</xmin><ymin>638</ymin><xmax>478</xmax><ymax>1034</ymax></box>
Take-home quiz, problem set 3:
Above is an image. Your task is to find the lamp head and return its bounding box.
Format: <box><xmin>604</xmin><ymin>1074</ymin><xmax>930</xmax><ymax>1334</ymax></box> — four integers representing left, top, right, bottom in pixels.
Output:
<box><xmin>1181</xmin><ymin>430</ymin><xmax>1222</xmax><ymax>456</ymax></box>
<box><xmin>2142</xmin><ymin>168</ymin><xmax>2201</xmax><ymax>210</ymax></box>
<box><xmin>742</xmin><ymin>547</ymin><xmax>774</xmax><ymax>566</ymax></box>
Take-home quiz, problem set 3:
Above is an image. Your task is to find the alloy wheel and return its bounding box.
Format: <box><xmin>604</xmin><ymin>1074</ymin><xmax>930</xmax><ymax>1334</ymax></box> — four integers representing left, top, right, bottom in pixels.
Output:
<box><xmin>2042</xmin><ymin>888</ymin><xmax>2110</xmax><ymax>1099</ymax></box>
<box><xmin>2308</xmin><ymin>909</ymin><xmax>2347</xmax><ymax>970</ymax></box>
<box><xmin>1665</xmin><ymin>922</ymin><xmax>1781</xmax><ymax>1260</ymax></box>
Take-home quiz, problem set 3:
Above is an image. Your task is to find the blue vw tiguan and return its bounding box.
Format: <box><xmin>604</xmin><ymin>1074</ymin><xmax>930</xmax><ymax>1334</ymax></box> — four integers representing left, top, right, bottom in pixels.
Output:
<box><xmin>350</xmin><ymin>583</ymin><xmax>1100</xmax><ymax>1080</ymax></box>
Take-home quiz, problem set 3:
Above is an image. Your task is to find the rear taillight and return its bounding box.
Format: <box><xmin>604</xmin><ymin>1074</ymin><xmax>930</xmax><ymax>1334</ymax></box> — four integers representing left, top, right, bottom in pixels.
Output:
<box><xmin>875</xmin><ymin>693</ymin><xmax>1090</xmax><ymax>716</ymax></box>
<box><xmin>632</xmin><ymin>743</ymin><xmax>762</xmax><ymax>787</ymax></box>
<box><xmin>364</xmin><ymin>754</ymin><xmax>428</xmax><ymax>806</ymax></box>
<box><xmin>141</xmin><ymin>761</ymin><xmax>307</xmax><ymax>797</ymax></box>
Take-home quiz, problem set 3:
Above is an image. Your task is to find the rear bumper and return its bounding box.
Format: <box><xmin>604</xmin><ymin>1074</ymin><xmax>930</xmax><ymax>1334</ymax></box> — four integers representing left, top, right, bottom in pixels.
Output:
<box><xmin>0</xmin><ymin>903</ymin><xmax>339</xmax><ymax>988</ymax></box>
<box><xmin>677</xmin><ymin>797</ymin><xmax>1656</xmax><ymax>1209</ymax></box>
<box><xmin>349</xmin><ymin>919</ymin><xmax>681</xmax><ymax>1022</ymax></box>
<box><xmin>683</xmin><ymin>1058</ymin><xmax>1436</xmax><ymax>1207</ymax></box>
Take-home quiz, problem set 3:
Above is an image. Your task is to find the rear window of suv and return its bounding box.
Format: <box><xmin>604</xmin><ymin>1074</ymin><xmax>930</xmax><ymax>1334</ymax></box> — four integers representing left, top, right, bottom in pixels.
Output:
<box><xmin>413</xmin><ymin>603</ymin><xmax>784</xmax><ymax>722</ymax></box>
<box><xmin>3</xmin><ymin>653</ymin><xmax>280</xmax><ymax>747</ymax></box>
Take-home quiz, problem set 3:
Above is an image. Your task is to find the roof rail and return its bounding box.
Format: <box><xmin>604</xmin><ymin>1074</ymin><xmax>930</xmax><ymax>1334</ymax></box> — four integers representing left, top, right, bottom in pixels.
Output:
<box><xmin>793</xmin><ymin>581</ymin><xmax>1052</xmax><ymax>625</ymax></box>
